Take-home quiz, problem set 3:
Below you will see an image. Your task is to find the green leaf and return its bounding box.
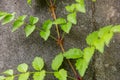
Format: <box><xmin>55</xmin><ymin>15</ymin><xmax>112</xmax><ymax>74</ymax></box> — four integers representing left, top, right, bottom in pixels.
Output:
<box><xmin>75</xmin><ymin>3</ymin><xmax>86</xmax><ymax>13</ymax></box>
<box><xmin>51</xmin><ymin>53</ymin><xmax>64</xmax><ymax>70</ymax></box>
<box><xmin>12</xmin><ymin>15</ymin><xmax>27</xmax><ymax>32</ymax></box>
<box><xmin>32</xmin><ymin>57</ymin><xmax>44</xmax><ymax>71</ymax></box>
<box><xmin>75</xmin><ymin>58</ymin><xmax>88</xmax><ymax>77</ymax></box>
<box><xmin>86</xmin><ymin>31</ymin><xmax>99</xmax><ymax>46</ymax></box>
<box><xmin>33</xmin><ymin>70</ymin><xmax>46</xmax><ymax>80</ymax></box>
<box><xmin>42</xmin><ymin>20</ymin><xmax>53</xmax><ymax>30</ymax></box>
<box><xmin>24</xmin><ymin>25</ymin><xmax>36</xmax><ymax>37</ymax></box>
<box><xmin>98</xmin><ymin>25</ymin><xmax>112</xmax><ymax>38</ymax></box>
<box><xmin>94</xmin><ymin>38</ymin><xmax>105</xmax><ymax>53</ymax></box>
<box><xmin>54</xmin><ymin>69</ymin><xmax>67</xmax><ymax>80</ymax></box>
<box><xmin>17</xmin><ymin>63</ymin><xmax>28</xmax><ymax>72</ymax></box>
<box><xmin>102</xmin><ymin>32</ymin><xmax>113</xmax><ymax>46</ymax></box>
<box><xmin>65</xmin><ymin>4</ymin><xmax>76</xmax><ymax>12</ymax></box>
<box><xmin>3</xmin><ymin>69</ymin><xmax>13</xmax><ymax>76</ymax></box>
<box><xmin>0</xmin><ymin>11</ymin><xmax>8</xmax><ymax>20</ymax></box>
<box><xmin>27</xmin><ymin>0</ymin><xmax>32</xmax><ymax>6</ymax></box>
<box><xmin>63</xmin><ymin>48</ymin><xmax>83</xmax><ymax>59</ymax></box>
<box><xmin>0</xmin><ymin>76</ymin><xmax>5</xmax><ymax>80</ymax></box>
<box><xmin>29</xmin><ymin>16</ymin><xmax>39</xmax><ymax>24</ymax></box>
<box><xmin>18</xmin><ymin>72</ymin><xmax>29</xmax><ymax>80</ymax></box>
<box><xmin>2</xmin><ymin>12</ymin><xmax>15</xmax><ymax>25</ymax></box>
<box><xmin>5</xmin><ymin>76</ymin><xmax>14</xmax><ymax>80</ymax></box>
<box><xmin>61</xmin><ymin>22</ymin><xmax>72</xmax><ymax>33</ymax></box>
<box><xmin>53</xmin><ymin>18</ymin><xmax>66</xmax><ymax>24</ymax></box>
<box><xmin>111</xmin><ymin>25</ymin><xmax>120</xmax><ymax>32</ymax></box>
<box><xmin>83</xmin><ymin>47</ymin><xmax>95</xmax><ymax>63</ymax></box>
<box><xmin>67</xmin><ymin>12</ymin><xmax>77</xmax><ymax>24</ymax></box>
<box><xmin>92</xmin><ymin>0</ymin><xmax>96</xmax><ymax>2</ymax></box>
<box><xmin>40</xmin><ymin>30</ymin><xmax>50</xmax><ymax>41</ymax></box>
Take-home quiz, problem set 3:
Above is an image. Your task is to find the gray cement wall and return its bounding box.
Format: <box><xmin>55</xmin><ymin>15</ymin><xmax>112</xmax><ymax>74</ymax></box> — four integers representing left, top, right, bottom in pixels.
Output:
<box><xmin>0</xmin><ymin>0</ymin><xmax>120</xmax><ymax>80</ymax></box>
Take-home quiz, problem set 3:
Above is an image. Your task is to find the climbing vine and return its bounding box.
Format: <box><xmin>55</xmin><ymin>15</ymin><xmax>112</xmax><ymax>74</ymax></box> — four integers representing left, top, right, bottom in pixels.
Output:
<box><xmin>0</xmin><ymin>0</ymin><xmax>120</xmax><ymax>80</ymax></box>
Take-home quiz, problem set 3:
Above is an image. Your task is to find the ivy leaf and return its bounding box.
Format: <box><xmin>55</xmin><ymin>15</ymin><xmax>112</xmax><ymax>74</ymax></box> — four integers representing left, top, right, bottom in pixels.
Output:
<box><xmin>18</xmin><ymin>72</ymin><xmax>30</xmax><ymax>80</ymax></box>
<box><xmin>29</xmin><ymin>16</ymin><xmax>39</xmax><ymax>25</ymax></box>
<box><xmin>0</xmin><ymin>11</ymin><xmax>8</xmax><ymax>20</ymax></box>
<box><xmin>2</xmin><ymin>12</ymin><xmax>15</xmax><ymax>25</ymax></box>
<box><xmin>67</xmin><ymin>12</ymin><xmax>77</xmax><ymax>24</ymax></box>
<box><xmin>86</xmin><ymin>31</ymin><xmax>99</xmax><ymax>46</ymax></box>
<box><xmin>83</xmin><ymin>47</ymin><xmax>95</xmax><ymax>63</ymax></box>
<box><xmin>53</xmin><ymin>18</ymin><xmax>66</xmax><ymax>25</ymax></box>
<box><xmin>61</xmin><ymin>22</ymin><xmax>72</xmax><ymax>33</ymax></box>
<box><xmin>75</xmin><ymin>58</ymin><xmax>88</xmax><ymax>77</ymax></box>
<box><xmin>3</xmin><ymin>69</ymin><xmax>13</xmax><ymax>76</ymax></box>
<box><xmin>0</xmin><ymin>76</ymin><xmax>5</xmax><ymax>80</ymax></box>
<box><xmin>65</xmin><ymin>4</ymin><xmax>76</xmax><ymax>12</ymax></box>
<box><xmin>75</xmin><ymin>0</ymin><xmax>86</xmax><ymax>13</ymax></box>
<box><xmin>42</xmin><ymin>20</ymin><xmax>53</xmax><ymax>30</ymax></box>
<box><xmin>102</xmin><ymin>32</ymin><xmax>113</xmax><ymax>46</ymax></box>
<box><xmin>54</xmin><ymin>69</ymin><xmax>67</xmax><ymax>80</ymax></box>
<box><xmin>12</xmin><ymin>15</ymin><xmax>27</xmax><ymax>32</ymax></box>
<box><xmin>75</xmin><ymin>3</ymin><xmax>86</xmax><ymax>13</ymax></box>
<box><xmin>27</xmin><ymin>0</ymin><xmax>32</xmax><ymax>6</ymax></box>
<box><xmin>94</xmin><ymin>38</ymin><xmax>105</xmax><ymax>53</ymax></box>
<box><xmin>40</xmin><ymin>30</ymin><xmax>50</xmax><ymax>41</ymax></box>
<box><xmin>24</xmin><ymin>25</ymin><xmax>35</xmax><ymax>37</ymax></box>
<box><xmin>111</xmin><ymin>25</ymin><xmax>120</xmax><ymax>33</ymax></box>
<box><xmin>17</xmin><ymin>63</ymin><xmax>28</xmax><ymax>72</ymax></box>
<box><xmin>33</xmin><ymin>70</ymin><xmax>46</xmax><ymax>80</ymax></box>
<box><xmin>92</xmin><ymin>0</ymin><xmax>96</xmax><ymax>2</ymax></box>
<box><xmin>63</xmin><ymin>48</ymin><xmax>83</xmax><ymax>59</ymax></box>
<box><xmin>98</xmin><ymin>25</ymin><xmax>112</xmax><ymax>38</ymax></box>
<box><xmin>51</xmin><ymin>53</ymin><xmax>64</xmax><ymax>70</ymax></box>
<box><xmin>32</xmin><ymin>57</ymin><xmax>44</xmax><ymax>71</ymax></box>
<box><xmin>5</xmin><ymin>76</ymin><xmax>14</xmax><ymax>80</ymax></box>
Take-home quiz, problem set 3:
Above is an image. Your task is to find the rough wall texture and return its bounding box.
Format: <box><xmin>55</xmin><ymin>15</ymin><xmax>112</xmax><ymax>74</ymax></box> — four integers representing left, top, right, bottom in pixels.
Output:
<box><xmin>0</xmin><ymin>0</ymin><xmax>120</xmax><ymax>80</ymax></box>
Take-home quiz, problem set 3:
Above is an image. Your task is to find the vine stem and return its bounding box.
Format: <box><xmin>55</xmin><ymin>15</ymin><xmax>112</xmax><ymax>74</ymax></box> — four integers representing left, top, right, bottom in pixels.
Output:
<box><xmin>49</xmin><ymin>0</ymin><xmax>82</xmax><ymax>80</ymax></box>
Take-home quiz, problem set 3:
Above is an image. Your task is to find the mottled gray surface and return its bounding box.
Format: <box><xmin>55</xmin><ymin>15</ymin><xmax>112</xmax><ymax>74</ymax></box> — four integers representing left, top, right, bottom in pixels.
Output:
<box><xmin>0</xmin><ymin>0</ymin><xmax>120</xmax><ymax>80</ymax></box>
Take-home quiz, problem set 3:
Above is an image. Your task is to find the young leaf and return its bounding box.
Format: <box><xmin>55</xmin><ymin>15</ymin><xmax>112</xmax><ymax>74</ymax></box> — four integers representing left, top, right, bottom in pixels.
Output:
<box><xmin>61</xmin><ymin>22</ymin><xmax>72</xmax><ymax>33</ymax></box>
<box><xmin>3</xmin><ymin>69</ymin><xmax>13</xmax><ymax>76</ymax></box>
<box><xmin>42</xmin><ymin>20</ymin><xmax>53</xmax><ymax>30</ymax></box>
<box><xmin>33</xmin><ymin>70</ymin><xmax>46</xmax><ymax>80</ymax></box>
<box><xmin>32</xmin><ymin>57</ymin><xmax>44</xmax><ymax>71</ymax></box>
<box><xmin>67</xmin><ymin>12</ymin><xmax>77</xmax><ymax>24</ymax></box>
<box><xmin>5</xmin><ymin>76</ymin><xmax>14</xmax><ymax>80</ymax></box>
<box><xmin>83</xmin><ymin>47</ymin><xmax>95</xmax><ymax>63</ymax></box>
<box><xmin>75</xmin><ymin>3</ymin><xmax>86</xmax><ymax>13</ymax></box>
<box><xmin>63</xmin><ymin>48</ymin><xmax>83</xmax><ymax>59</ymax></box>
<box><xmin>29</xmin><ymin>16</ymin><xmax>39</xmax><ymax>25</ymax></box>
<box><xmin>102</xmin><ymin>32</ymin><xmax>113</xmax><ymax>46</ymax></box>
<box><xmin>94</xmin><ymin>38</ymin><xmax>105</xmax><ymax>53</ymax></box>
<box><xmin>24</xmin><ymin>25</ymin><xmax>35</xmax><ymax>37</ymax></box>
<box><xmin>27</xmin><ymin>0</ymin><xmax>32</xmax><ymax>6</ymax></box>
<box><xmin>0</xmin><ymin>76</ymin><xmax>5</xmax><ymax>80</ymax></box>
<box><xmin>17</xmin><ymin>63</ymin><xmax>28</xmax><ymax>72</ymax></box>
<box><xmin>51</xmin><ymin>53</ymin><xmax>64</xmax><ymax>70</ymax></box>
<box><xmin>92</xmin><ymin>0</ymin><xmax>96</xmax><ymax>2</ymax></box>
<box><xmin>53</xmin><ymin>18</ymin><xmax>66</xmax><ymax>25</ymax></box>
<box><xmin>86</xmin><ymin>31</ymin><xmax>98</xmax><ymax>46</ymax></box>
<box><xmin>65</xmin><ymin>4</ymin><xmax>76</xmax><ymax>12</ymax></box>
<box><xmin>2</xmin><ymin>12</ymin><xmax>15</xmax><ymax>25</ymax></box>
<box><xmin>54</xmin><ymin>69</ymin><xmax>67</xmax><ymax>80</ymax></box>
<box><xmin>0</xmin><ymin>11</ymin><xmax>8</xmax><ymax>20</ymax></box>
<box><xmin>111</xmin><ymin>25</ymin><xmax>120</xmax><ymax>33</ymax></box>
<box><xmin>18</xmin><ymin>72</ymin><xmax>30</xmax><ymax>80</ymax></box>
<box><xmin>98</xmin><ymin>25</ymin><xmax>112</xmax><ymax>38</ymax></box>
<box><xmin>12</xmin><ymin>15</ymin><xmax>27</xmax><ymax>32</ymax></box>
<box><xmin>40</xmin><ymin>30</ymin><xmax>50</xmax><ymax>41</ymax></box>
<box><xmin>75</xmin><ymin>58</ymin><xmax>88</xmax><ymax>77</ymax></box>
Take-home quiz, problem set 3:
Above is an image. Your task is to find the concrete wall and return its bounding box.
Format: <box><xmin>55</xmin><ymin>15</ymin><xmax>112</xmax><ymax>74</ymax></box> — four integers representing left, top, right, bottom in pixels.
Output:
<box><xmin>0</xmin><ymin>0</ymin><xmax>120</xmax><ymax>80</ymax></box>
